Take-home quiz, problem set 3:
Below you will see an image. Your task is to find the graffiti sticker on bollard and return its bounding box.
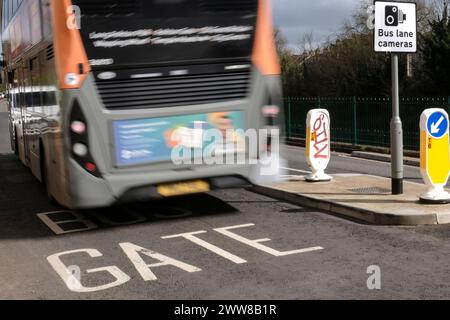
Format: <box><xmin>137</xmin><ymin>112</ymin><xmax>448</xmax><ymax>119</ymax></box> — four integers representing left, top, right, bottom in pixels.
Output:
<box><xmin>305</xmin><ymin>109</ymin><xmax>332</xmax><ymax>182</ymax></box>
<box><xmin>420</xmin><ymin>109</ymin><xmax>450</xmax><ymax>204</ymax></box>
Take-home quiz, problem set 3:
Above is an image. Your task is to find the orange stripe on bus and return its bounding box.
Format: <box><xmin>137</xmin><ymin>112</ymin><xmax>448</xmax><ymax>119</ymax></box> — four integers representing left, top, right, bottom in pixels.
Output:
<box><xmin>51</xmin><ymin>0</ymin><xmax>90</xmax><ymax>89</ymax></box>
<box><xmin>252</xmin><ymin>0</ymin><xmax>281</xmax><ymax>75</ymax></box>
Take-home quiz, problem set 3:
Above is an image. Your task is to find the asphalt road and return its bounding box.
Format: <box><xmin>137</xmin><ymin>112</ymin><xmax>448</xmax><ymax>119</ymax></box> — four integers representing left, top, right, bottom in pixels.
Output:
<box><xmin>0</xmin><ymin>105</ymin><xmax>450</xmax><ymax>299</ymax></box>
<box><xmin>282</xmin><ymin>144</ymin><xmax>424</xmax><ymax>184</ymax></box>
<box><xmin>0</xmin><ymin>148</ymin><xmax>449</xmax><ymax>299</ymax></box>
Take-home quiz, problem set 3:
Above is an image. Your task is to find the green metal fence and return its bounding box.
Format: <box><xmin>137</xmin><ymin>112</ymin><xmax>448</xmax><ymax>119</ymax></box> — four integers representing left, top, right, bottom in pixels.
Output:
<box><xmin>285</xmin><ymin>97</ymin><xmax>450</xmax><ymax>151</ymax></box>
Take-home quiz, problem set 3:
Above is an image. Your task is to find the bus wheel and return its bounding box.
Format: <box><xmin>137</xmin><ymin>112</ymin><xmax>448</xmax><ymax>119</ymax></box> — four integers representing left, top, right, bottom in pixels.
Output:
<box><xmin>13</xmin><ymin>130</ymin><xmax>18</xmax><ymax>156</ymax></box>
<box><xmin>40</xmin><ymin>143</ymin><xmax>56</xmax><ymax>204</ymax></box>
<box><xmin>16</xmin><ymin>135</ymin><xmax>25</xmax><ymax>166</ymax></box>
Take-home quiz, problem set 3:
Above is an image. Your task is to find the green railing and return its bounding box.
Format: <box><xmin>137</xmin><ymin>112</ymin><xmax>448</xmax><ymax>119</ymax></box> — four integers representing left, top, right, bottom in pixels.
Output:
<box><xmin>285</xmin><ymin>97</ymin><xmax>450</xmax><ymax>151</ymax></box>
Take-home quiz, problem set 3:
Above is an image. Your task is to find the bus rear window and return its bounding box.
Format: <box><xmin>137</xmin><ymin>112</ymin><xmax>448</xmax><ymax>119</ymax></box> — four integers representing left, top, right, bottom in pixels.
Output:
<box><xmin>72</xmin><ymin>0</ymin><xmax>258</xmax><ymax>18</ymax></box>
<box><xmin>73</xmin><ymin>0</ymin><xmax>259</xmax><ymax>68</ymax></box>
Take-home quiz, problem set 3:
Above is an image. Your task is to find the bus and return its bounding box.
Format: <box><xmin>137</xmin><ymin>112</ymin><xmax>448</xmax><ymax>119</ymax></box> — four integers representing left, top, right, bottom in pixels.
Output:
<box><xmin>1</xmin><ymin>0</ymin><xmax>282</xmax><ymax>209</ymax></box>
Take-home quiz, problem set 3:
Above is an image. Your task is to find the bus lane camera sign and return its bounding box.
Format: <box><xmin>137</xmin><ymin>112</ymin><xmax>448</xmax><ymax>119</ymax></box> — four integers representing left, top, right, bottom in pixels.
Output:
<box><xmin>374</xmin><ymin>1</ymin><xmax>417</xmax><ymax>53</ymax></box>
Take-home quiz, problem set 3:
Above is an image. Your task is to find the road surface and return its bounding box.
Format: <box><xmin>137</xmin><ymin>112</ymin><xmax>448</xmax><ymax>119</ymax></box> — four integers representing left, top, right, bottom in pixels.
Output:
<box><xmin>0</xmin><ymin>107</ymin><xmax>449</xmax><ymax>299</ymax></box>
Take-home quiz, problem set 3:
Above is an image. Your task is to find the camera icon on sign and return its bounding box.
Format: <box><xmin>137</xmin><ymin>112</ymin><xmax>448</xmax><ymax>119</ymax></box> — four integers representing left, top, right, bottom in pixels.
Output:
<box><xmin>385</xmin><ymin>5</ymin><xmax>406</xmax><ymax>26</ymax></box>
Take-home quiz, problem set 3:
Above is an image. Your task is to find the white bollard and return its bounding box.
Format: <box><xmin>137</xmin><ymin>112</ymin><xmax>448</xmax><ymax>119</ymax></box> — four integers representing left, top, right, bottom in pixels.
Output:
<box><xmin>305</xmin><ymin>109</ymin><xmax>332</xmax><ymax>182</ymax></box>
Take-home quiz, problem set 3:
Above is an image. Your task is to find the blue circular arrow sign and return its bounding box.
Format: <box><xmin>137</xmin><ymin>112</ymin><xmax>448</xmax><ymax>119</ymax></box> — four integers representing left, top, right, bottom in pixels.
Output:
<box><xmin>427</xmin><ymin>111</ymin><xmax>449</xmax><ymax>139</ymax></box>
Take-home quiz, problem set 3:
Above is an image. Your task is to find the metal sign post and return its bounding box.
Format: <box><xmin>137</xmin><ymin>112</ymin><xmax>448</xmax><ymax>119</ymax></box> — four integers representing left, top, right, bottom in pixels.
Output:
<box><xmin>374</xmin><ymin>1</ymin><xmax>417</xmax><ymax>195</ymax></box>
<box><xmin>391</xmin><ymin>53</ymin><xmax>403</xmax><ymax>194</ymax></box>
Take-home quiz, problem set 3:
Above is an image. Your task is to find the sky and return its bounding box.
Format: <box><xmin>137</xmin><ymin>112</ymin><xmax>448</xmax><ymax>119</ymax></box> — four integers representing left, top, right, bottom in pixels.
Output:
<box><xmin>272</xmin><ymin>0</ymin><xmax>360</xmax><ymax>50</ymax></box>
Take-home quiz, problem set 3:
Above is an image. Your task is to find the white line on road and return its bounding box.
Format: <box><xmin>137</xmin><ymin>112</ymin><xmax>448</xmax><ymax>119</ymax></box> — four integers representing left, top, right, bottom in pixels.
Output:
<box><xmin>214</xmin><ymin>224</ymin><xmax>324</xmax><ymax>257</ymax></box>
<box><xmin>281</xmin><ymin>167</ymin><xmax>310</xmax><ymax>174</ymax></box>
<box><xmin>162</xmin><ymin>231</ymin><xmax>247</xmax><ymax>264</ymax></box>
<box><xmin>333</xmin><ymin>173</ymin><xmax>363</xmax><ymax>177</ymax></box>
<box><xmin>37</xmin><ymin>211</ymin><xmax>98</xmax><ymax>235</ymax></box>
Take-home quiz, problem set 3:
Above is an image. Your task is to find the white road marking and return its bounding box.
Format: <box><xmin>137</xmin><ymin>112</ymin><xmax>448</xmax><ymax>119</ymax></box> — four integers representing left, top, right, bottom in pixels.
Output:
<box><xmin>214</xmin><ymin>224</ymin><xmax>324</xmax><ymax>257</ymax></box>
<box><xmin>47</xmin><ymin>223</ymin><xmax>325</xmax><ymax>293</ymax></box>
<box><xmin>281</xmin><ymin>167</ymin><xmax>311</xmax><ymax>174</ymax></box>
<box><xmin>162</xmin><ymin>231</ymin><xmax>247</xmax><ymax>264</ymax></box>
<box><xmin>119</xmin><ymin>242</ymin><xmax>201</xmax><ymax>281</ymax></box>
<box><xmin>37</xmin><ymin>211</ymin><xmax>97</xmax><ymax>235</ymax></box>
<box><xmin>333</xmin><ymin>173</ymin><xmax>363</xmax><ymax>177</ymax></box>
<box><xmin>47</xmin><ymin>249</ymin><xmax>130</xmax><ymax>293</ymax></box>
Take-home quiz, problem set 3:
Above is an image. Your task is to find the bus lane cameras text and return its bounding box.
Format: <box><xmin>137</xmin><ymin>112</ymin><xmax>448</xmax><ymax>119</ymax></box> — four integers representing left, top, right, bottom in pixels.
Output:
<box><xmin>375</xmin><ymin>4</ymin><xmax>415</xmax><ymax>49</ymax></box>
<box><xmin>47</xmin><ymin>224</ymin><xmax>324</xmax><ymax>293</ymax></box>
<box><xmin>377</xmin><ymin>29</ymin><xmax>414</xmax><ymax>49</ymax></box>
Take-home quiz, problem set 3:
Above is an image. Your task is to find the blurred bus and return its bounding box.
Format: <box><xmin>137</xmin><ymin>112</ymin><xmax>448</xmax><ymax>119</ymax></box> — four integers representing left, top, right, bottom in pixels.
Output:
<box><xmin>1</xmin><ymin>0</ymin><xmax>282</xmax><ymax>209</ymax></box>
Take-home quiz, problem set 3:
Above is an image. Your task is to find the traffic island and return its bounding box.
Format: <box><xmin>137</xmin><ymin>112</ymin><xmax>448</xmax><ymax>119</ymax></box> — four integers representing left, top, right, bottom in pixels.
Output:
<box><xmin>251</xmin><ymin>174</ymin><xmax>450</xmax><ymax>225</ymax></box>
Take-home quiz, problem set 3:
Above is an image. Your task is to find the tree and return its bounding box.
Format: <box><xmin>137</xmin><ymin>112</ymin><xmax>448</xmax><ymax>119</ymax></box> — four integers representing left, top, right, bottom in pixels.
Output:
<box><xmin>276</xmin><ymin>0</ymin><xmax>449</xmax><ymax>97</ymax></box>
<box><xmin>420</xmin><ymin>4</ymin><xmax>450</xmax><ymax>95</ymax></box>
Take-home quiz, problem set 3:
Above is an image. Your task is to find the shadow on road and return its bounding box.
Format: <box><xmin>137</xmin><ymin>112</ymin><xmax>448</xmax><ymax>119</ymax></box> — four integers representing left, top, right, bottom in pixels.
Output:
<box><xmin>0</xmin><ymin>154</ymin><xmax>240</xmax><ymax>240</ymax></box>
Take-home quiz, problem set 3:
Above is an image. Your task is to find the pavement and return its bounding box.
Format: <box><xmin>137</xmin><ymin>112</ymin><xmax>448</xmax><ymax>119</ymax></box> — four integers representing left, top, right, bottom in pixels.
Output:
<box><xmin>0</xmin><ymin>100</ymin><xmax>7</xmax><ymax>113</ymax></box>
<box><xmin>264</xmin><ymin>145</ymin><xmax>450</xmax><ymax>226</ymax></box>
<box><xmin>0</xmin><ymin>100</ymin><xmax>11</xmax><ymax>154</ymax></box>
<box><xmin>254</xmin><ymin>174</ymin><xmax>450</xmax><ymax>226</ymax></box>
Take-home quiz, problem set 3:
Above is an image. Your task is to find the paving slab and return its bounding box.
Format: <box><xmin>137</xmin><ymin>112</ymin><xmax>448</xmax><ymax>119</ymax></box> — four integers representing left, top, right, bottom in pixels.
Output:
<box><xmin>252</xmin><ymin>174</ymin><xmax>450</xmax><ymax>225</ymax></box>
<box><xmin>0</xmin><ymin>106</ymin><xmax>11</xmax><ymax>154</ymax></box>
<box><xmin>0</xmin><ymin>99</ymin><xmax>7</xmax><ymax>113</ymax></box>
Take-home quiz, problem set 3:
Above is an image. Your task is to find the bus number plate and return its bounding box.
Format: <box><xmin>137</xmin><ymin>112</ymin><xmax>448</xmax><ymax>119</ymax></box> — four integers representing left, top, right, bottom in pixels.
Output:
<box><xmin>157</xmin><ymin>180</ymin><xmax>210</xmax><ymax>197</ymax></box>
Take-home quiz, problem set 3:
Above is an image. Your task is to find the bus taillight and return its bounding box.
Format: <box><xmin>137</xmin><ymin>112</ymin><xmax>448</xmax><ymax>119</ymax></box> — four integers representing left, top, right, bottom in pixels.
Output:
<box><xmin>69</xmin><ymin>101</ymin><xmax>101</xmax><ymax>178</ymax></box>
<box><xmin>84</xmin><ymin>162</ymin><xmax>98</xmax><ymax>173</ymax></box>
<box><xmin>262</xmin><ymin>105</ymin><xmax>280</xmax><ymax>117</ymax></box>
<box><xmin>262</xmin><ymin>103</ymin><xmax>281</xmax><ymax>153</ymax></box>
<box><xmin>71</xmin><ymin>121</ymin><xmax>86</xmax><ymax>135</ymax></box>
<box><xmin>73</xmin><ymin>143</ymin><xmax>88</xmax><ymax>157</ymax></box>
